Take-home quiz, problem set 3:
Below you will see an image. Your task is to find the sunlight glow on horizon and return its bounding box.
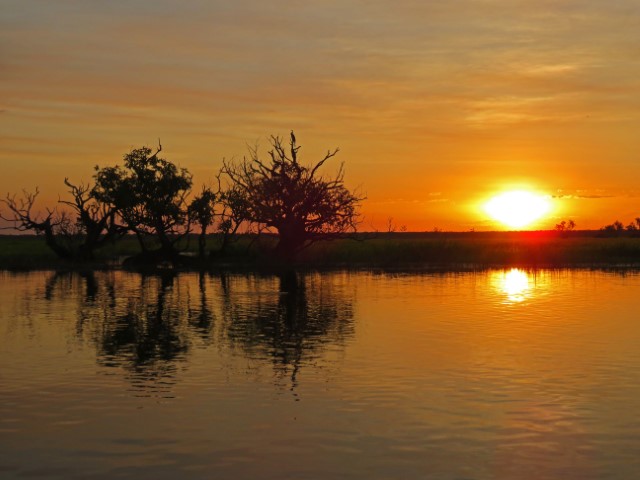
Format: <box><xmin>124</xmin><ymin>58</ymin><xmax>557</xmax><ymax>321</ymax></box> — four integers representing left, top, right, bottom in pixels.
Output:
<box><xmin>2</xmin><ymin>1</ymin><xmax>640</xmax><ymax>230</ymax></box>
<box><xmin>483</xmin><ymin>190</ymin><xmax>552</xmax><ymax>230</ymax></box>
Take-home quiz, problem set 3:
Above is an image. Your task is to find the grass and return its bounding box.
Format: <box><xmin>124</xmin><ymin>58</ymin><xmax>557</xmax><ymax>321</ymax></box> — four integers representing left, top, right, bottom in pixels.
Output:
<box><xmin>0</xmin><ymin>236</ymin><xmax>60</xmax><ymax>270</ymax></box>
<box><xmin>299</xmin><ymin>234</ymin><xmax>640</xmax><ymax>268</ymax></box>
<box><xmin>2</xmin><ymin>231</ymin><xmax>640</xmax><ymax>271</ymax></box>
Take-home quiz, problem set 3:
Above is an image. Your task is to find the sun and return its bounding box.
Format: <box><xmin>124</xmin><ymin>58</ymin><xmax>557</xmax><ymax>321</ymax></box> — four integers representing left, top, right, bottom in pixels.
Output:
<box><xmin>483</xmin><ymin>190</ymin><xmax>551</xmax><ymax>229</ymax></box>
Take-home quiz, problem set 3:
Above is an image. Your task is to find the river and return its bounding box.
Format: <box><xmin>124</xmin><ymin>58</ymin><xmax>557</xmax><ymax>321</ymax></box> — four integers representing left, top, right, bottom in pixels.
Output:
<box><xmin>2</xmin><ymin>269</ymin><xmax>640</xmax><ymax>479</ymax></box>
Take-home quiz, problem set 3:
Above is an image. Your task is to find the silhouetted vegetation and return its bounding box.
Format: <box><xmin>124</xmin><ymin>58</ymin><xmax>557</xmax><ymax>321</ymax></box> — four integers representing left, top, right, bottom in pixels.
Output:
<box><xmin>1</xmin><ymin>132</ymin><xmax>364</xmax><ymax>266</ymax></box>
<box><xmin>626</xmin><ymin>218</ymin><xmax>640</xmax><ymax>232</ymax></box>
<box><xmin>92</xmin><ymin>143</ymin><xmax>193</xmax><ymax>263</ymax></box>
<box><xmin>221</xmin><ymin>132</ymin><xmax>364</xmax><ymax>259</ymax></box>
<box><xmin>1</xmin><ymin>180</ymin><xmax>124</xmax><ymax>260</ymax></box>
<box><xmin>600</xmin><ymin>218</ymin><xmax>640</xmax><ymax>237</ymax></box>
<box><xmin>188</xmin><ymin>186</ymin><xmax>218</xmax><ymax>259</ymax></box>
<box><xmin>555</xmin><ymin>219</ymin><xmax>576</xmax><ymax>233</ymax></box>
<box><xmin>5</xmin><ymin>132</ymin><xmax>640</xmax><ymax>270</ymax></box>
<box><xmin>3</xmin><ymin>231</ymin><xmax>640</xmax><ymax>270</ymax></box>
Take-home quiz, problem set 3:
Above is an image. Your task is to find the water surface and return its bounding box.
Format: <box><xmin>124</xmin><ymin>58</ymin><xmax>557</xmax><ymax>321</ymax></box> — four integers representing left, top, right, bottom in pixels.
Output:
<box><xmin>2</xmin><ymin>269</ymin><xmax>640</xmax><ymax>479</ymax></box>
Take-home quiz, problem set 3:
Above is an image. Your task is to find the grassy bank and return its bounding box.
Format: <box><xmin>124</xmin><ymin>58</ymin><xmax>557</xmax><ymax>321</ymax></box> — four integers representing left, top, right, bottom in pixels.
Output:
<box><xmin>0</xmin><ymin>234</ymin><xmax>267</xmax><ymax>270</ymax></box>
<box><xmin>2</xmin><ymin>231</ymin><xmax>640</xmax><ymax>271</ymax></box>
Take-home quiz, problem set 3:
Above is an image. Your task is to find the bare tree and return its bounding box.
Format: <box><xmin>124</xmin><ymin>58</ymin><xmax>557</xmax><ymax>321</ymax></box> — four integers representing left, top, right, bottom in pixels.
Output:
<box><xmin>386</xmin><ymin>217</ymin><xmax>397</xmax><ymax>233</ymax></box>
<box><xmin>1</xmin><ymin>180</ymin><xmax>126</xmax><ymax>260</ymax></box>
<box><xmin>216</xmin><ymin>182</ymin><xmax>252</xmax><ymax>254</ymax></box>
<box><xmin>59</xmin><ymin>179</ymin><xmax>125</xmax><ymax>259</ymax></box>
<box><xmin>221</xmin><ymin>132</ymin><xmax>364</xmax><ymax>259</ymax></box>
<box><xmin>0</xmin><ymin>189</ymin><xmax>72</xmax><ymax>258</ymax></box>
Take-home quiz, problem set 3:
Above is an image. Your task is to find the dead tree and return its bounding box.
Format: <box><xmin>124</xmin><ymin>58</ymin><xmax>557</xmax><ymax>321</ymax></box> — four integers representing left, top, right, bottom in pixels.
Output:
<box><xmin>0</xmin><ymin>189</ymin><xmax>73</xmax><ymax>259</ymax></box>
<box><xmin>1</xmin><ymin>181</ymin><xmax>126</xmax><ymax>260</ymax></box>
<box><xmin>221</xmin><ymin>131</ymin><xmax>364</xmax><ymax>259</ymax></box>
<box><xmin>59</xmin><ymin>179</ymin><xmax>125</xmax><ymax>259</ymax></box>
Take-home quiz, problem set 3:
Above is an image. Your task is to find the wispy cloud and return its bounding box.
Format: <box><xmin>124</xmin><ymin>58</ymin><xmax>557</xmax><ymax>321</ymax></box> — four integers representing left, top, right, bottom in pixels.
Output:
<box><xmin>553</xmin><ymin>194</ymin><xmax>614</xmax><ymax>199</ymax></box>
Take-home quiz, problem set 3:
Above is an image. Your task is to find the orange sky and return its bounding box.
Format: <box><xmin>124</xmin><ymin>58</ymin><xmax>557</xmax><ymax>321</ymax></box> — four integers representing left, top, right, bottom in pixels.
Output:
<box><xmin>2</xmin><ymin>1</ymin><xmax>640</xmax><ymax>231</ymax></box>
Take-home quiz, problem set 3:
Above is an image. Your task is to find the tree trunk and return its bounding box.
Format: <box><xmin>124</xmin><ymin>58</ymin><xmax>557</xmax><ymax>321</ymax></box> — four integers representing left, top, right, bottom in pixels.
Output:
<box><xmin>198</xmin><ymin>226</ymin><xmax>207</xmax><ymax>259</ymax></box>
<box><xmin>275</xmin><ymin>221</ymin><xmax>306</xmax><ymax>261</ymax></box>
<box><xmin>42</xmin><ymin>225</ymin><xmax>72</xmax><ymax>260</ymax></box>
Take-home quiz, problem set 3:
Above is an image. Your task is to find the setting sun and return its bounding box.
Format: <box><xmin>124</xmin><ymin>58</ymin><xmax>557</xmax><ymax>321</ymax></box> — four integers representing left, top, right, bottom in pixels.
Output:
<box><xmin>484</xmin><ymin>190</ymin><xmax>551</xmax><ymax>229</ymax></box>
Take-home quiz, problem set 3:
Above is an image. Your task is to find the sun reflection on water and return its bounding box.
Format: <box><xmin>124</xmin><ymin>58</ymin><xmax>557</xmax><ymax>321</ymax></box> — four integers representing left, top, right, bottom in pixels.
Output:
<box><xmin>493</xmin><ymin>268</ymin><xmax>531</xmax><ymax>303</ymax></box>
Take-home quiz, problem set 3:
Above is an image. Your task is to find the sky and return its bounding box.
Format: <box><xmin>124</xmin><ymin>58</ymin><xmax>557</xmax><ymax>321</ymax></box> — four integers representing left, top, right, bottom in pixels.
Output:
<box><xmin>2</xmin><ymin>0</ymin><xmax>640</xmax><ymax>231</ymax></box>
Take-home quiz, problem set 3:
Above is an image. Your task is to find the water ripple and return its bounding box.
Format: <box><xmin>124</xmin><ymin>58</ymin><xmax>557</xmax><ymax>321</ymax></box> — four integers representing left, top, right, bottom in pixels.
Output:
<box><xmin>2</xmin><ymin>269</ymin><xmax>640</xmax><ymax>478</ymax></box>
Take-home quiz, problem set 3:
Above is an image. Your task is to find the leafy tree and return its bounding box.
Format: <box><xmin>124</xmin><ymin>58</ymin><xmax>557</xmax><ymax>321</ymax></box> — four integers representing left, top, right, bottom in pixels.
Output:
<box><xmin>188</xmin><ymin>186</ymin><xmax>217</xmax><ymax>258</ymax></box>
<box><xmin>626</xmin><ymin>217</ymin><xmax>640</xmax><ymax>232</ymax></box>
<box><xmin>187</xmin><ymin>178</ymin><xmax>251</xmax><ymax>258</ymax></box>
<box><xmin>554</xmin><ymin>219</ymin><xmax>576</xmax><ymax>234</ymax></box>
<box><xmin>221</xmin><ymin>132</ymin><xmax>363</xmax><ymax>259</ymax></box>
<box><xmin>92</xmin><ymin>143</ymin><xmax>193</xmax><ymax>260</ymax></box>
<box><xmin>601</xmin><ymin>220</ymin><xmax>625</xmax><ymax>236</ymax></box>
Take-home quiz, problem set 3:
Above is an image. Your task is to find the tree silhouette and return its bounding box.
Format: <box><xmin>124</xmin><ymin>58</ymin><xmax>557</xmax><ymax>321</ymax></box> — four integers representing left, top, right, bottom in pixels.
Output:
<box><xmin>188</xmin><ymin>186</ymin><xmax>217</xmax><ymax>258</ymax></box>
<box><xmin>1</xmin><ymin>188</ymin><xmax>71</xmax><ymax>258</ymax></box>
<box><xmin>1</xmin><ymin>180</ymin><xmax>123</xmax><ymax>260</ymax></box>
<box><xmin>58</xmin><ymin>178</ymin><xmax>124</xmax><ymax>258</ymax></box>
<box><xmin>216</xmin><ymin>183</ymin><xmax>251</xmax><ymax>255</ymax></box>
<box><xmin>187</xmin><ymin>182</ymin><xmax>248</xmax><ymax>258</ymax></box>
<box><xmin>625</xmin><ymin>217</ymin><xmax>640</xmax><ymax>232</ymax></box>
<box><xmin>92</xmin><ymin>143</ymin><xmax>193</xmax><ymax>261</ymax></box>
<box><xmin>554</xmin><ymin>219</ymin><xmax>576</xmax><ymax>237</ymax></box>
<box><xmin>601</xmin><ymin>220</ymin><xmax>625</xmax><ymax>236</ymax></box>
<box><xmin>221</xmin><ymin>132</ymin><xmax>363</xmax><ymax>259</ymax></box>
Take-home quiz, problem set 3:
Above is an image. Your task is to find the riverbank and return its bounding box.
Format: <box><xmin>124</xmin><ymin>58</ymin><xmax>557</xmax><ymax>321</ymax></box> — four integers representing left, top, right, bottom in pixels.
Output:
<box><xmin>2</xmin><ymin>231</ymin><xmax>640</xmax><ymax>271</ymax></box>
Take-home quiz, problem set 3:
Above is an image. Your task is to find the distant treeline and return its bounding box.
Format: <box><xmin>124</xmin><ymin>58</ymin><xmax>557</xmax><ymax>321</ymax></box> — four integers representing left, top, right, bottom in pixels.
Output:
<box><xmin>550</xmin><ymin>217</ymin><xmax>640</xmax><ymax>237</ymax></box>
<box><xmin>599</xmin><ymin>218</ymin><xmax>640</xmax><ymax>236</ymax></box>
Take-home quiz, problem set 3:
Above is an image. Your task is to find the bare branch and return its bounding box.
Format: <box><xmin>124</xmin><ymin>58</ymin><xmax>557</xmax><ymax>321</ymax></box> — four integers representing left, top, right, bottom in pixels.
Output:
<box><xmin>218</xmin><ymin>131</ymin><xmax>364</xmax><ymax>259</ymax></box>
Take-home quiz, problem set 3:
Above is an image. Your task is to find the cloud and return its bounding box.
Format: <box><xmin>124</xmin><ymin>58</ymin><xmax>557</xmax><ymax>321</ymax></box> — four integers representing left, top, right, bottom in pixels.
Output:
<box><xmin>553</xmin><ymin>194</ymin><xmax>614</xmax><ymax>199</ymax></box>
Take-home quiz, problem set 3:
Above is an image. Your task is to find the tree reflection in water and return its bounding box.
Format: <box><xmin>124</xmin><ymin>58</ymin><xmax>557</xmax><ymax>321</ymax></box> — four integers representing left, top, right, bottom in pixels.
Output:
<box><xmin>222</xmin><ymin>270</ymin><xmax>355</xmax><ymax>390</ymax></box>
<box><xmin>43</xmin><ymin>271</ymin><xmax>193</xmax><ymax>396</ymax></box>
<box><xmin>39</xmin><ymin>269</ymin><xmax>355</xmax><ymax>394</ymax></box>
<box><xmin>97</xmin><ymin>273</ymin><xmax>190</xmax><ymax>377</ymax></box>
